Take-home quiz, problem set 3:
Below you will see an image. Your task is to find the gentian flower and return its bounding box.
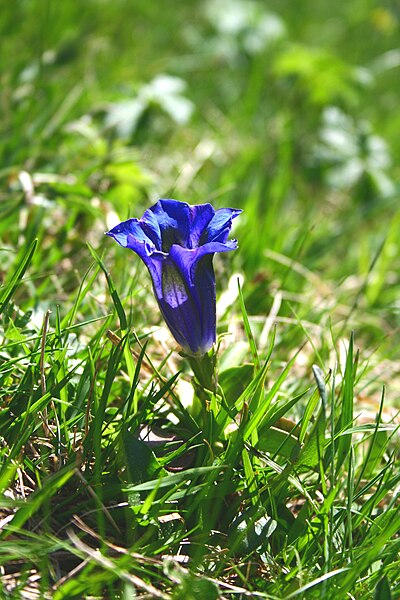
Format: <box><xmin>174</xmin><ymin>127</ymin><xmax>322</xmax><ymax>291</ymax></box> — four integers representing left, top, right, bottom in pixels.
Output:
<box><xmin>106</xmin><ymin>199</ymin><xmax>241</xmax><ymax>355</ymax></box>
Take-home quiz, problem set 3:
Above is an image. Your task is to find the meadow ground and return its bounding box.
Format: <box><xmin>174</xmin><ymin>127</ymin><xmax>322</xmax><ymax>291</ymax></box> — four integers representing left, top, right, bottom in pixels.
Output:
<box><xmin>0</xmin><ymin>1</ymin><xmax>399</xmax><ymax>598</ymax></box>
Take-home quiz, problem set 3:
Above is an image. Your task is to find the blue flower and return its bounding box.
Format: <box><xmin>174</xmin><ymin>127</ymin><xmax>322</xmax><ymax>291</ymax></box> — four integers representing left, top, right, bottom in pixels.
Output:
<box><xmin>106</xmin><ymin>199</ymin><xmax>241</xmax><ymax>355</ymax></box>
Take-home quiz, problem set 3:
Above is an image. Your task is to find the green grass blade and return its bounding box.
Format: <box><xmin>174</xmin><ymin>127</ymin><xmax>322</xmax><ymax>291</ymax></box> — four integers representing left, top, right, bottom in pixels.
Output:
<box><xmin>237</xmin><ymin>278</ymin><xmax>260</xmax><ymax>372</ymax></box>
<box><xmin>336</xmin><ymin>333</ymin><xmax>355</xmax><ymax>470</ymax></box>
<box><xmin>87</xmin><ymin>242</ymin><xmax>127</xmax><ymax>330</ymax></box>
<box><xmin>0</xmin><ymin>238</ymin><xmax>38</xmax><ymax>314</ymax></box>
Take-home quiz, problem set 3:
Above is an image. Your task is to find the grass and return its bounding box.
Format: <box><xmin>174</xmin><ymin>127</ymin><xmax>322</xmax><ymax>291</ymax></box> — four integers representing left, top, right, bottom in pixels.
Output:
<box><xmin>0</xmin><ymin>0</ymin><xmax>399</xmax><ymax>597</ymax></box>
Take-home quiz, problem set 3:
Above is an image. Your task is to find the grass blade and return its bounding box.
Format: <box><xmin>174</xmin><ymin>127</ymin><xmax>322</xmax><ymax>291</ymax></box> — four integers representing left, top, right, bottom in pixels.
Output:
<box><xmin>0</xmin><ymin>238</ymin><xmax>38</xmax><ymax>314</ymax></box>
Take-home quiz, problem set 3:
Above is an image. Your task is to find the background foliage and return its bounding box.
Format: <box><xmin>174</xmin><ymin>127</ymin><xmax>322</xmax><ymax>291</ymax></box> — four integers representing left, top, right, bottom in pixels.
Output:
<box><xmin>0</xmin><ymin>0</ymin><xmax>399</xmax><ymax>598</ymax></box>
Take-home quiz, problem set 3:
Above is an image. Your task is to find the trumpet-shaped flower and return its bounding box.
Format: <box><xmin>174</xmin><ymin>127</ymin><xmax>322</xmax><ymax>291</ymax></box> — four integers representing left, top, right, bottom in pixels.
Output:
<box><xmin>106</xmin><ymin>199</ymin><xmax>241</xmax><ymax>354</ymax></box>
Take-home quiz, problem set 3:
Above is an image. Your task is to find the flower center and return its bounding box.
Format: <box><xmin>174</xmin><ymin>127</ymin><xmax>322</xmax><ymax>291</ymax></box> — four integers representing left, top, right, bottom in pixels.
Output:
<box><xmin>161</xmin><ymin>227</ymin><xmax>187</xmax><ymax>252</ymax></box>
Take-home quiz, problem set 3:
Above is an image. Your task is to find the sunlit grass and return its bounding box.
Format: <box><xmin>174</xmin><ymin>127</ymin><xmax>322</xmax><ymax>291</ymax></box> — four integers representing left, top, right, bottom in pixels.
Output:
<box><xmin>0</xmin><ymin>0</ymin><xmax>399</xmax><ymax>597</ymax></box>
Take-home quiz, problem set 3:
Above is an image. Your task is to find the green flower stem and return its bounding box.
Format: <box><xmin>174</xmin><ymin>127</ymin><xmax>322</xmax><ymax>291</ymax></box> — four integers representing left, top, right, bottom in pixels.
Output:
<box><xmin>186</xmin><ymin>348</ymin><xmax>217</xmax><ymax>396</ymax></box>
<box><xmin>182</xmin><ymin>347</ymin><xmax>220</xmax><ymax>452</ymax></box>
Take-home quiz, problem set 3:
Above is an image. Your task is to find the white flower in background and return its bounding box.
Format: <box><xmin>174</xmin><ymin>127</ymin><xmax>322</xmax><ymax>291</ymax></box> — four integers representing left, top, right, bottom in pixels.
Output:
<box><xmin>316</xmin><ymin>106</ymin><xmax>394</xmax><ymax>197</ymax></box>
<box><xmin>105</xmin><ymin>74</ymin><xmax>194</xmax><ymax>138</ymax></box>
<box><xmin>204</xmin><ymin>0</ymin><xmax>286</xmax><ymax>58</ymax></box>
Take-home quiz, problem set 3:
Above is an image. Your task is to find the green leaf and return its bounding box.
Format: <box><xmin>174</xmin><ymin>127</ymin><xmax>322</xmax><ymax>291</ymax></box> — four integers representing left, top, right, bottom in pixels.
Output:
<box><xmin>243</xmin><ymin>346</ymin><xmax>303</xmax><ymax>440</ymax></box>
<box><xmin>237</xmin><ymin>279</ymin><xmax>260</xmax><ymax>371</ymax></box>
<box><xmin>336</xmin><ymin>333</ymin><xmax>356</xmax><ymax>470</ymax></box>
<box><xmin>219</xmin><ymin>364</ymin><xmax>254</xmax><ymax>404</ymax></box>
<box><xmin>374</xmin><ymin>576</ymin><xmax>392</xmax><ymax>600</ymax></box>
<box><xmin>257</xmin><ymin>426</ymin><xmax>301</xmax><ymax>460</ymax></box>
<box><xmin>121</xmin><ymin>429</ymin><xmax>165</xmax><ymax>485</ymax></box>
<box><xmin>172</xmin><ymin>572</ymin><xmax>219</xmax><ymax>600</ymax></box>
<box><xmin>0</xmin><ymin>467</ymin><xmax>74</xmax><ymax>538</ymax></box>
<box><xmin>87</xmin><ymin>242</ymin><xmax>127</xmax><ymax>330</ymax></box>
<box><xmin>356</xmin><ymin>387</ymin><xmax>388</xmax><ymax>483</ymax></box>
<box><xmin>228</xmin><ymin>507</ymin><xmax>277</xmax><ymax>554</ymax></box>
<box><xmin>123</xmin><ymin>465</ymin><xmax>225</xmax><ymax>493</ymax></box>
<box><xmin>0</xmin><ymin>238</ymin><xmax>37</xmax><ymax>314</ymax></box>
<box><xmin>294</xmin><ymin>365</ymin><xmax>327</xmax><ymax>469</ymax></box>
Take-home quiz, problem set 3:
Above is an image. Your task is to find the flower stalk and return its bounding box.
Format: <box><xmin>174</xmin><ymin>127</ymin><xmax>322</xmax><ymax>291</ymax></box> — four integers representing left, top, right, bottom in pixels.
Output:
<box><xmin>184</xmin><ymin>348</ymin><xmax>218</xmax><ymax>408</ymax></box>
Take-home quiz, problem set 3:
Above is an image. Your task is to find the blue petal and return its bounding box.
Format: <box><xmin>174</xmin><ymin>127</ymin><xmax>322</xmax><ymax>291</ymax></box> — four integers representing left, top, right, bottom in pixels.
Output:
<box><xmin>140</xmin><ymin>209</ymin><xmax>162</xmax><ymax>250</ymax></box>
<box><xmin>192</xmin><ymin>255</ymin><xmax>217</xmax><ymax>352</ymax></box>
<box><xmin>106</xmin><ymin>219</ymin><xmax>165</xmax><ymax>291</ymax></box>
<box><xmin>169</xmin><ymin>240</ymin><xmax>238</xmax><ymax>287</ymax></box>
<box><xmin>147</xmin><ymin>199</ymin><xmax>191</xmax><ymax>251</ymax></box>
<box><xmin>186</xmin><ymin>203</ymin><xmax>215</xmax><ymax>248</ymax></box>
<box><xmin>158</xmin><ymin>261</ymin><xmax>205</xmax><ymax>353</ymax></box>
<box><xmin>201</xmin><ymin>208</ymin><xmax>242</xmax><ymax>244</ymax></box>
<box><xmin>157</xmin><ymin>255</ymin><xmax>217</xmax><ymax>354</ymax></box>
<box><xmin>163</xmin><ymin>242</ymin><xmax>237</xmax><ymax>353</ymax></box>
<box><xmin>106</xmin><ymin>218</ymin><xmax>152</xmax><ymax>250</ymax></box>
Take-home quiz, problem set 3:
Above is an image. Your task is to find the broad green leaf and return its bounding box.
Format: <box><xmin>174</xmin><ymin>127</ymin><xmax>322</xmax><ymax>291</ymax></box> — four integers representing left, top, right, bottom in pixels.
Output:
<box><xmin>121</xmin><ymin>429</ymin><xmax>165</xmax><ymax>485</ymax></box>
<box><xmin>257</xmin><ymin>426</ymin><xmax>301</xmax><ymax>460</ymax></box>
<box><xmin>374</xmin><ymin>576</ymin><xmax>392</xmax><ymax>600</ymax></box>
<box><xmin>228</xmin><ymin>507</ymin><xmax>277</xmax><ymax>555</ymax></box>
<box><xmin>171</xmin><ymin>572</ymin><xmax>219</xmax><ymax>600</ymax></box>
<box><xmin>219</xmin><ymin>364</ymin><xmax>254</xmax><ymax>405</ymax></box>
